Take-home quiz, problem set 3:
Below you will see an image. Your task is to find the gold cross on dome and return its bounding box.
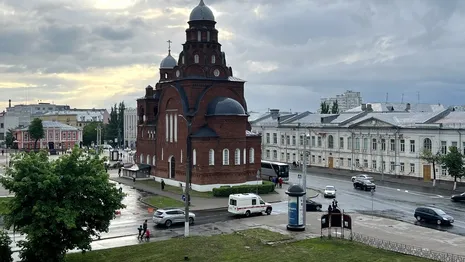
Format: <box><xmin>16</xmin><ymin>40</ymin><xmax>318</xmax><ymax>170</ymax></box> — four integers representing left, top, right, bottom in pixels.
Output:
<box><xmin>167</xmin><ymin>40</ymin><xmax>172</xmax><ymax>54</ymax></box>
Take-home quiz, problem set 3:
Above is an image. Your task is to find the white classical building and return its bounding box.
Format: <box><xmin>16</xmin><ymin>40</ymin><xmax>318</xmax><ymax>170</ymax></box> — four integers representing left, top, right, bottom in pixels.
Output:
<box><xmin>124</xmin><ymin>108</ymin><xmax>137</xmax><ymax>149</ymax></box>
<box><xmin>251</xmin><ymin>103</ymin><xmax>465</xmax><ymax>182</ymax></box>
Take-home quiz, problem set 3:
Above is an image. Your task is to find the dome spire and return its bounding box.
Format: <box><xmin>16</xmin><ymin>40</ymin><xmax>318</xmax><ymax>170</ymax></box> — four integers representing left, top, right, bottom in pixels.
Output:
<box><xmin>167</xmin><ymin>39</ymin><xmax>172</xmax><ymax>55</ymax></box>
<box><xmin>199</xmin><ymin>0</ymin><xmax>205</xmax><ymax>6</ymax></box>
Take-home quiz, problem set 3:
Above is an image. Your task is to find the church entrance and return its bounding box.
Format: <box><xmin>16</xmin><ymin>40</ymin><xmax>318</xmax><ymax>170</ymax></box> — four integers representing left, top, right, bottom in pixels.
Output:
<box><xmin>169</xmin><ymin>156</ymin><xmax>176</xmax><ymax>179</ymax></box>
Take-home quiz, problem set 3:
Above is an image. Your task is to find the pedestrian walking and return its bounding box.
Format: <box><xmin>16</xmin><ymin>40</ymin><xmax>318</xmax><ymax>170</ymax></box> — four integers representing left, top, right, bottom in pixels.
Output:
<box><xmin>137</xmin><ymin>225</ymin><xmax>143</xmax><ymax>239</ymax></box>
<box><xmin>133</xmin><ymin>176</ymin><xmax>136</xmax><ymax>184</ymax></box>
<box><xmin>278</xmin><ymin>177</ymin><xmax>283</xmax><ymax>188</ymax></box>
<box><xmin>142</xmin><ymin>220</ymin><xmax>148</xmax><ymax>237</ymax></box>
<box><xmin>161</xmin><ymin>179</ymin><xmax>165</xmax><ymax>190</ymax></box>
<box><xmin>1</xmin><ymin>149</ymin><xmax>3</xmax><ymax>156</ymax></box>
<box><xmin>118</xmin><ymin>168</ymin><xmax>121</xmax><ymax>177</ymax></box>
<box><xmin>145</xmin><ymin>229</ymin><xmax>151</xmax><ymax>240</ymax></box>
<box><xmin>274</xmin><ymin>177</ymin><xmax>279</xmax><ymax>188</ymax></box>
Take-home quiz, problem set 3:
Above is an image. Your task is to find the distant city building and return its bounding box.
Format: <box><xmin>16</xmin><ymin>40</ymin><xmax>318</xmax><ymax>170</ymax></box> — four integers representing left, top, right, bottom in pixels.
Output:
<box><xmin>39</xmin><ymin>109</ymin><xmax>109</xmax><ymax>127</ymax></box>
<box><xmin>6</xmin><ymin>100</ymin><xmax>70</xmax><ymax>127</ymax></box>
<box><xmin>345</xmin><ymin>102</ymin><xmax>446</xmax><ymax>113</ymax></box>
<box><xmin>320</xmin><ymin>90</ymin><xmax>362</xmax><ymax>113</ymax></box>
<box><xmin>13</xmin><ymin>121</ymin><xmax>82</xmax><ymax>150</ymax></box>
<box><xmin>123</xmin><ymin>108</ymin><xmax>137</xmax><ymax>149</ymax></box>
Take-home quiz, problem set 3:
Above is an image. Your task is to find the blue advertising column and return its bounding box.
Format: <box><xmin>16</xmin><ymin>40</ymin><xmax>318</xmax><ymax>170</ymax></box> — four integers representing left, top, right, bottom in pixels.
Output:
<box><xmin>286</xmin><ymin>184</ymin><xmax>306</xmax><ymax>231</ymax></box>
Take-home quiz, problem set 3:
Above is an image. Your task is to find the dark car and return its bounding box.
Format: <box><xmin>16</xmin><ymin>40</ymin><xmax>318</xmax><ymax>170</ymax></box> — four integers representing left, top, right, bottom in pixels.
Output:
<box><xmin>353</xmin><ymin>178</ymin><xmax>376</xmax><ymax>191</ymax></box>
<box><xmin>306</xmin><ymin>199</ymin><xmax>322</xmax><ymax>211</ymax></box>
<box><xmin>414</xmin><ymin>207</ymin><xmax>454</xmax><ymax>225</ymax></box>
<box><xmin>451</xmin><ymin>192</ymin><xmax>465</xmax><ymax>202</ymax></box>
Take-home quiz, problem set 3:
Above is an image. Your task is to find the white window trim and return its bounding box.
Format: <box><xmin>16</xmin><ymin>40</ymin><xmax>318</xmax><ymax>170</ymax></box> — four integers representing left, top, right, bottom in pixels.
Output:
<box><xmin>197</xmin><ymin>31</ymin><xmax>201</xmax><ymax>41</ymax></box>
<box><xmin>193</xmin><ymin>149</ymin><xmax>197</xmax><ymax>166</ymax></box>
<box><xmin>165</xmin><ymin>114</ymin><xmax>169</xmax><ymax>141</ymax></box>
<box><xmin>209</xmin><ymin>149</ymin><xmax>214</xmax><ymax>165</ymax></box>
<box><xmin>243</xmin><ymin>148</ymin><xmax>246</xmax><ymax>164</ymax></box>
<box><xmin>223</xmin><ymin>149</ymin><xmax>229</xmax><ymax>165</ymax></box>
<box><xmin>194</xmin><ymin>54</ymin><xmax>199</xmax><ymax>63</ymax></box>
<box><xmin>174</xmin><ymin>114</ymin><xmax>177</xmax><ymax>142</ymax></box>
<box><xmin>169</xmin><ymin>114</ymin><xmax>174</xmax><ymax>143</ymax></box>
<box><xmin>249</xmin><ymin>148</ymin><xmax>255</xmax><ymax>163</ymax></box>
<box><xmin>180</xmin><ymin>149</ymin><xmax>183</xmax><ymax>163</ymax></box>
<box><xmin>235</xmin><ymin>148</ymin><xmax>240</xmax><ymax>165</ymax></box>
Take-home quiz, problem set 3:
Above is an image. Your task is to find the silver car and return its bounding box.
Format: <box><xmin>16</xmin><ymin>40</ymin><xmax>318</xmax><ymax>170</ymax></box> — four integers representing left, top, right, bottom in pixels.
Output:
<box><xmin>152</xmin><ymin>208</ymin><xmax>196</xmax><ymax>227</ymax></box>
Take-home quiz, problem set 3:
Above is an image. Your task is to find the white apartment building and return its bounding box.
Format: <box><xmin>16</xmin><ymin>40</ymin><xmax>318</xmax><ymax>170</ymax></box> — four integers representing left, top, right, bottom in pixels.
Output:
<box><xmin>124</xmin><ymin>108</ymin><xmax>137</xmax><ymax>149</ymax></box>
<box><xmin>320</xmin><ymin>90</ymin><xmax>362</xmax><ymax>113</ymax></box>
<box><xmin>252</xmin><ymin>104</ymin><xmax>465</xmax><ymax>182</ymax></box>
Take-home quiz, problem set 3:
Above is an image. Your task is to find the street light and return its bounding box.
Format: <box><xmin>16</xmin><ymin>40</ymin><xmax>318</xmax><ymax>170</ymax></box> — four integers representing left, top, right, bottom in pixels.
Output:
<box><xmin>178</xmin><ymin>113</ymin><xmax>193</xmax><ymax>238</ymax></box>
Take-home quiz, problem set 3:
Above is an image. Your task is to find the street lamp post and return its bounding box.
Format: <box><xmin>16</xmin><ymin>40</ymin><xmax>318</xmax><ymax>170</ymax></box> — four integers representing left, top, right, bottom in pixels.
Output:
<box><xmin>179</xmin><ymin>114</ymin><xmax>193</xmax><ymax>238</ymax></box>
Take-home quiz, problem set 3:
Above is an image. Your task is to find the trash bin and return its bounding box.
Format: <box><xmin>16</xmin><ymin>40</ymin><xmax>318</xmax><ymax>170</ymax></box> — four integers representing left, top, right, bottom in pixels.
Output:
<box><xmin>286</xmin><ymin>184</ymin><xmax>306</xmax><ymax>231</ymax></box>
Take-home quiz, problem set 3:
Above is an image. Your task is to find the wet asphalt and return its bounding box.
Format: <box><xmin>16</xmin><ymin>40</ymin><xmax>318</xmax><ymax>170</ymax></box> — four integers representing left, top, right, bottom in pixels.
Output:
<box><xmin>294</xmin><ymin>171</ymin><xmax>465</xmax><ymax>236</ymax></box>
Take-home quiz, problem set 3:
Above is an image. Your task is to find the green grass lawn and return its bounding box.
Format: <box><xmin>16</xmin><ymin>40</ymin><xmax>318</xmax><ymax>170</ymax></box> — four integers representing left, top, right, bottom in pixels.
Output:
<box><xmin>143</xmin><ymin>195</ymin><xmax>185</xmax><ymax>209</ymax></box>
<box><xmin>66</xmin><ymin>228</ymin><xmax>433</xmax><ymax>262</ymax></box>
<box><xmin>138</xmin><ymin>180</ymin><xmax>213</xmax><ymax>198</ymax></box>
<box><xmin>0</xmin><ymin>197</ymin><xmax>12</xmax><ymax>215</ymax></box>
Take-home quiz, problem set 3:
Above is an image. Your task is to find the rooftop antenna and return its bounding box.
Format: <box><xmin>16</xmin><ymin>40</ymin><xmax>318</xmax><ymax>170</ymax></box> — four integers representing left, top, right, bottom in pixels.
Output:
<box><xmin>401</xmin><ymin>93</ymin><xmax>404</xmax><ymax>104</ymax></box>
<box><xmin>417</xmin><ymin>91</ymin><xmax>420</xmax><ymax>104</ymax></box>
<box><xmin>167</xmin><ymin>40</ymin><xmax>172</xmax><ymax>55</ymax></box>
<box><xmin>385</xmin><ymin>92</ymin><xmax>389</xmax><ymax>103</ymax></box>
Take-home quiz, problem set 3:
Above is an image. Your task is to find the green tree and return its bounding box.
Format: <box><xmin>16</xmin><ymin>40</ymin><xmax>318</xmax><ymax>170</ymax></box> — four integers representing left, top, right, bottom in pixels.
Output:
<box><xmin>82</xmin><ymin>122</ymin><xmax>101</xmax><ymax>146</ymax></box>
<box><xmin>0</xmin><ymin>148</ymin><xmax>125</xmax><ymax>262</ymax></box>
<box><xmin>331</xmin><ymin>100</ymin><xmax>339</xmax><ymax>114</ymax></box>
<box><xmin>420</xmin><ymin>149</ymin><xmax>441</xmax><ymax>187</ymax></box>
<box><xmin>441</xmin><ymin>146</ymin><xmax>465</xmax><ymax>190</ymax></box>
<box><xmin>320</xmin><ymin>102</ymin><xmax>330</xmax><ymax>114</ymax></box>
<box><xmin>0</xmin><ymin>230</ymin><xmax>13</xmax><ymax>262</ymax></box>
<box><xmin>5</xmin><ymin>129</ymin><xmax>14</xmax><ymax>148</ymax></box>
<box><xmin>105</xmin><ymin>104</ymin><xmax>118</xmax><ymax>146</ymax></box>
<box><xmin>117</xmin><ymin>102</ymin><xmax>125</xmax><ymax>148</ymax></box>
<box><xmin>28</xmin><ymin>118</ymin><xmax>45</xmax><ymax>150</ymax></box>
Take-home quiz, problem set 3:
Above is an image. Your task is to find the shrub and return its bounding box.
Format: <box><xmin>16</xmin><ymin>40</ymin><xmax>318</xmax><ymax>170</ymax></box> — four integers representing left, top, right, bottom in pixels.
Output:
<box><xmin>0</xmin><ymin>230</ymin><xmax>13</xmax><ymax>262</ymax></box>
<box><xmin>212</xmin><ymin>181</ymin><xmax>275</xmax><ymax>197</ymax></box>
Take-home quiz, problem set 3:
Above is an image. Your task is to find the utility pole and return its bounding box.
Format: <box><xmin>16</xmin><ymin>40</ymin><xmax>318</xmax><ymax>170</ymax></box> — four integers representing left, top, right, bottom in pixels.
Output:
<box><xmin>179</xmin><ymin>114</ymin><xmax>193</xmax><ymax>238</ymax></box>
<box><xmin>96</xmin><ymin>124</ymin><xmax>102</xmax><ymax>155</ymax></box>
<box><xmin>302</xmin><ymin>131</ymin><xmax>308</xmax><ymax>224</ymax></box>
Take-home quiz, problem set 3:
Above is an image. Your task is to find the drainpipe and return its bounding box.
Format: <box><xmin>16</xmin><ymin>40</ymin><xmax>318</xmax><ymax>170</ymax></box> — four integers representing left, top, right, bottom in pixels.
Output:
<box><xmin>455</xmin><ymin>130</ymin><xmax>463</xmax><ymax>190</ymax></box>
<box><xmin>395</xmin><ymin>128</ymin><xmax>400</xmax><ymax>178</ymax></box>
<box><xmin>350</xmin><ymin>129</ymin><xmax>355</xmax><ymax>171</ymax></box>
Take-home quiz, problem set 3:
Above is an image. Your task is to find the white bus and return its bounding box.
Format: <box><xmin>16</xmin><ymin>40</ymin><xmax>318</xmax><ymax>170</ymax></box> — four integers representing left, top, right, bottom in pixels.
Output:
<box><xmin>260</xmin><ymin>160</ymin><xmax>290</xmax><ymax>181</ymax></box>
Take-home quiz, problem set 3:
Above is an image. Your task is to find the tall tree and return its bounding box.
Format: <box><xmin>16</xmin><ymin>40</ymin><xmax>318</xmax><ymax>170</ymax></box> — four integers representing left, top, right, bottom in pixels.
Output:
<box><xmin>441</xmin><ymin>146</ymin><xmax>465</xmax><ymax>190</ymax></box>
<box><xmin>82</xmin><ymin>122</ymin><xmax>101</xmax><ymax>146</ymax></box>
<box><xmin>28</xmin><ymin>118</ymin><xmax>45</xmax><ymax>150</ymax></box>
<box><xmin>320</xmin><ymin>102</ymin><xmax>330</xmax><ymax>114</ymax></box>
<box><xmin>117</xmin><ymin>102</ymin><xmax>126</xmax><ymax>148</ymax></box>
<box><xmin>331</xmin><ymin>100</ymin><xmax>339</xmax><ymax>114</ymax></box>
<box><xmin>420</xmin><ymin>149</ymin><xmax>441</xmax><ymax>187</ymax></box>
<box><xmin>105</xmin><ymin>104</ymin><xmax>118</xmax><ymax>146</ymax></box>
<box><xmin>0</xmin><ymin>148</ymin><xmax>125</xmax><ymax>262</ymax></box>
<box><xmin>5</xmin><ymin>129</ymin><xmax>14</xmax><ymax>148</ymax></box>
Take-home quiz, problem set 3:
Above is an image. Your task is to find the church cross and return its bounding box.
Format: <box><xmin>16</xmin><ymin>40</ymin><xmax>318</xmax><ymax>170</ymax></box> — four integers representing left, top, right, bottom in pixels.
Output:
<box><xmin>167</xmin><ymin>40</ymin><xmax>172</xmax><ymax>54</ymax></box>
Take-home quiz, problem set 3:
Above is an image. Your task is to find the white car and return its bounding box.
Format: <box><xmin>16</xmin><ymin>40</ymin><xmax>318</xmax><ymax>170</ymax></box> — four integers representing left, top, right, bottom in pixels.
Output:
<box><xmin>323</xmin><ymin>186</ymin><xmax>336</xmax><ymax>198</ymax></box>
<box><xmin>351</xmin><ymin>174</ymin><xmax>373</xmax><ymax>182</ymax></box>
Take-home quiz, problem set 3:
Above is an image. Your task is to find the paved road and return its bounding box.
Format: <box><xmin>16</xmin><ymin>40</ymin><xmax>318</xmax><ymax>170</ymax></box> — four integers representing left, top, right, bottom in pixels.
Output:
<box><xmin>290</xmin><ymin>171</ymin><xmax>465</xmax><ymax>236</ymax></box>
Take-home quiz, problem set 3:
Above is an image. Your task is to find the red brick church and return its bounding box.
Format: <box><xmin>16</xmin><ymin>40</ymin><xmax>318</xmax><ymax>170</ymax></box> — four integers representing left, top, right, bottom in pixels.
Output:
<box><xmin>135</xmin><ymin>0</ymin><xmax>261</xmax><ymax>191</ymax></box>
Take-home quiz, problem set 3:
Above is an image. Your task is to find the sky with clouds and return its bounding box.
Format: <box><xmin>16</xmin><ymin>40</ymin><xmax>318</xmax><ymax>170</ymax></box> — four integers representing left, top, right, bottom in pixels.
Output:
<box><xmin>1</xmin><ymin>0</ymin><xmax>464</xmax><ymax>113</ymax></box>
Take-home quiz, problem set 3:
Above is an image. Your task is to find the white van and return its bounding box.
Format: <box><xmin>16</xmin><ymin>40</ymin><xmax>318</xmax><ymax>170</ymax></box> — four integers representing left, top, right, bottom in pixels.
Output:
<box><xmin>228</xmin><ymin>193</ymin><xmax>273</xmax><ymax>217</ymax></box>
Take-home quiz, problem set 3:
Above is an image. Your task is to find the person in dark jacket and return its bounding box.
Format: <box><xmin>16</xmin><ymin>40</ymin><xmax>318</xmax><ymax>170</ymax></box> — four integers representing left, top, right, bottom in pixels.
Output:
<box><xmin>161</xmin><ymin>179</ymin><xmax>165</xmax><ymax>190</ymax></box>
<box><xmin>137</xmin><ymin>225</ymin><xmax>143</xmax><ymax>239</ymax></box>
<box><xmin>142</xmin><ymin>220</ymin><xmax>148</xmax><ymax>237</ymax></box>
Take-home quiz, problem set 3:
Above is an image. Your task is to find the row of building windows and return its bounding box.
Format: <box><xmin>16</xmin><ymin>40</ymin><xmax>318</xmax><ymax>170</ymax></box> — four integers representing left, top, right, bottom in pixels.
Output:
<box><xmin>165</xmin><ymin>113</ymin><xmax>178</xmax><ymax>143</ymax></box>
<box><xmin>23</xmin><ymin>131</ymin><xmax>77</xmax><ymax>141</ymax></box>
<box><xmin>139</xmin><ymin>148</ymin><xmax>256</xmax><ymax>166</ymax></box>
<box><xmin>192</xmin><ymin>54</ymin><xmax>216</xmax><ymax>64</ymax></box>
<box><xmin>265</xmin><ymin>133</ymin><xmax>464</xmax><ymax>155</ymax></box>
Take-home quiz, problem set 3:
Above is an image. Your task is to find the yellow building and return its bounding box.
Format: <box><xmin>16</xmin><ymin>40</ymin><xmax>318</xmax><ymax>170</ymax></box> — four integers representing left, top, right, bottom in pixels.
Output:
<box><xmin>39</xmin><ymin>113</ymin><xmax>78</xmax><ymax>127</ymax></box>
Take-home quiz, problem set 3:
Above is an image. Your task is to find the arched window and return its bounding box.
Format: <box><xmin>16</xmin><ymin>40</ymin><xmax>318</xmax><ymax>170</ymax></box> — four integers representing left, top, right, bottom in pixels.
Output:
<box><xmin>235</xmin><ymin>148</ymin><xmax>240</xmax><ymax>165</ymax></box>
<box><xmin>207</xmin><ymin>31</ymin><xmax>210</xmax><ymax>41</ymax></box>
<box><xmin>249</xmin><ymin>148</ymin><xmax>255</xmax><ymax>163</ymax></box>
<box><xmin>197</xmin><ymin>31</ymin><xmax>201</xmax><ymax>41</ymax></box>
<box><xmin>243</xmin><ymin>148</ymin><xmax>246</xmax><ymax>164</ymax></box>
<box><xmin>193</xmin><ymin>149</ymin><xmax>197</xmax><ymax>166</ymax></box>
<box><xmin>147</xmin><ymin>154</ymin><xmax>150</xmax><ymax>165</ymax></box>
<box><xmin>164</xmin><ymin>73</ymin><xmax>168</xmax><ymax>79</ymax></box>
<box><xmin>209</xmin><ymin>149</ymin><xmax>214</xmax><ymax>165</ymax></box>
<box><xmin>423</xmin><ymin>138</ymin><xmax>432</xmax><ymax>151</ymax></box>
<box><xmin>165</xmin><ymin>114</ymin><xmax>169</xmax><ymax>141</ymax></box>
<box><xmin>194</xmin><ymin>54</ymin><xmax>199</xmax><ymax>64</ymax></box>
<box><xmin>181</xmin><ymin>55</ymin><xmax>185</xmax><ymax>64</ymax></box>
<box><xmin>223</xmin><ymin>149</ymin><xmax>229</xmax><ymax>165</ymax></box>
<box><xmin>328</xmin><ymin>135</ymin><xmax>334</xmax><ymax>149</ymax></box>
<box><xmin>211</xmin><ymin>55</ymin><xmax>216</xmax><ymax>64</ymax></box>
<box><xmin>140</xmin><ymin>153</ymin><xmax>144</xmax><ymax>164</ymax></box>
<box><xmin>153</xmin><ymin>155</ymin><xmax>156</xmax><ymax>166</ymax></box>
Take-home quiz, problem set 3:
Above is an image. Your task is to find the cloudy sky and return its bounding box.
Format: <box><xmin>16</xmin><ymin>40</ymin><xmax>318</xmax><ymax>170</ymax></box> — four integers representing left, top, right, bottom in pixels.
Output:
<box><xmin>1</xmin><ymin>0</ymin><xmax>465</xmax><ymax>113</ymax></box>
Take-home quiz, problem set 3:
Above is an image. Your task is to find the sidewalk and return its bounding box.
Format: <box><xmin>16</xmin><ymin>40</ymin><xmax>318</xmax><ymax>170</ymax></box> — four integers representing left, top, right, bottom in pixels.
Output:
<box><xmin>110</xmin><ymin>174</ymin><xmax>290</xmax><ymax>211</ymax></box>
<box><xmin>294</xmin><ymin>165</ymin><xmax>465</xmax><ymax>194</ymax></box>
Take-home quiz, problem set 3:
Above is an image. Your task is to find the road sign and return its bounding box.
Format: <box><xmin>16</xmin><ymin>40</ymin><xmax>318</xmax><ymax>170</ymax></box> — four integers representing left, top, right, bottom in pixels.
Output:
<box><xmin>182</xmin><ymin>194</ymin><xmax>186</xmax><ymax>201</ymax></box>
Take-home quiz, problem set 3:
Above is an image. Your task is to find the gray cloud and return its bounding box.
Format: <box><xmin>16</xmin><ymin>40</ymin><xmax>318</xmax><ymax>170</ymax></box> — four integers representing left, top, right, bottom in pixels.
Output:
<box><xmin>0</xmin><ymin>0</ymin><xmax>464</xmax><ymax>112</ymax></box>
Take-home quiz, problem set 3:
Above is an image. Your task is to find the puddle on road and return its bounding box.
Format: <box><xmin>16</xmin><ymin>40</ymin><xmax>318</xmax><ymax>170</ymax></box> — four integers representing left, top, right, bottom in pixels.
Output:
<box><xmin>113</xmin><ymin>183</ymin><xmax>153</xmax><ymax>217</ymax></box>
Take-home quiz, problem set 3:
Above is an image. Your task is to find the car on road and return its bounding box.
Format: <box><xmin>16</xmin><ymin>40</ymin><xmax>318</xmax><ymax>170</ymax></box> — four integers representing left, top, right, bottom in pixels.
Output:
<box><xmin>351</xmin><ymin>174</ymin><xmax>373</xmax><ymax>182</ymax></box>
<box><xmin>228</xmin><ymin>193</ymin><xmax>272</xmax><ymax>217</ymax></box>
<box><xmin>323</xmin><ymin>186</ymin><xmax>336</xmax><ymax>198</ymax></box>
<box><xmin>306</xmin><ymin>199</ymin><xmax>322</xmax><ymax>211</ymax></box>
<box><xmin>414</xmin><ymin>207</ymin><xmax>454</xmax><ymax>225</ymax></box>
<box><xmin>353</xmin><ymin>178</ymin><xmax>376</xmax><ymax>191</ymax></box>
<box><xmin>451</xmin><ymin>192</ymin><xmax>465</xmax><ymax>202</ymax></box>
<box><xmin>152</xmin><ymin>208</ymin><xmax>196</xmax><ymax>228</ymax></box>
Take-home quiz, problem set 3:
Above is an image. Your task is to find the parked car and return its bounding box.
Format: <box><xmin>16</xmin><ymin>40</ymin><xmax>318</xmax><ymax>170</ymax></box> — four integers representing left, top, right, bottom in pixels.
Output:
<box><xmin>353</xmin><ymin>178</ymin><xmax>376</xmax><ymax>191</ymax></box>
<box><xmin>306</xmin><ymin>199</ymin><xmax>322</xmax><ymax>211</ymax></box>
<box><xmin>152</xmin><ymin>208</ymin><xmax>195</xmax><ymax>227</ymax></box>
<box><xmin>414</xmin><ymin>207</ymin><xmax>454</xmax><ymax>225</ymax></box>
<box><xmin>323</xmin><ymin>186</ymin><xmax>336</xmax><ymax>198</ymax></box>
<box><xmin>451</xmin><ymin>192</ymin><xmax>465</xmax><ymax>202</ymax></box>
<box><xmin>351</xmin><ymin>174</ymin><xmax>373</xmax><ymax>182</ymax></box>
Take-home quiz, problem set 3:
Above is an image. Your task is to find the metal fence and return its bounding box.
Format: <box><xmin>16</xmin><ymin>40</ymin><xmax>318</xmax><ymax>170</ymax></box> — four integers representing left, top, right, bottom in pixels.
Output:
<box><xmin>350</xmin><ymin>232</ymin><xmax>465</xmax><ymax>262</ymax></box>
